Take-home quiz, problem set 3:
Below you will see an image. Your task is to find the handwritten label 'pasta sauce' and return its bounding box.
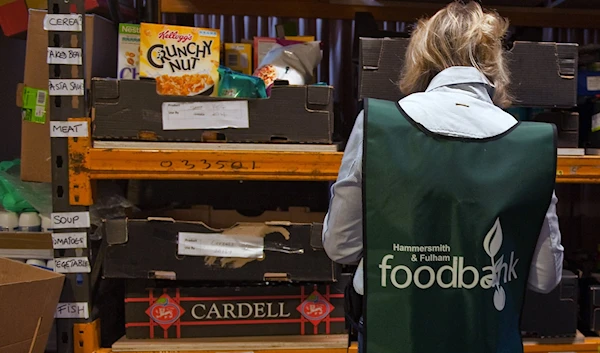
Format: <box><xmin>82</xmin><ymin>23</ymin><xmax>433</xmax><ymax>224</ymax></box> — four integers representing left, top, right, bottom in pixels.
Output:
<box><xmin>140</xmin><ymin>23</ymin><xmax>220</xmax><ymax>97</ymax></box>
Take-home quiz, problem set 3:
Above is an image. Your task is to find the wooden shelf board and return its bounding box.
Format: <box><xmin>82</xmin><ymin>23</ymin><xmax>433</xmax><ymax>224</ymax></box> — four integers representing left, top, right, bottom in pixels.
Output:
<box><xmin>110</xmin><ymin>335</ymin><xmax>349</xmax><ymax>353</ymax></box>
<box><xmin>161</xmin><ymin>0</ymin><xmax>600</xmax><ymax>29</ymax></box>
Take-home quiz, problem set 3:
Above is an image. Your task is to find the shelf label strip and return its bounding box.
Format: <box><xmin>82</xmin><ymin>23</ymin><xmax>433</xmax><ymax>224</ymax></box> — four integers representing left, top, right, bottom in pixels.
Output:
<box><xmin>49</xmin><ymin>79</ymin><xmax>85</xmax><ymax>96</ymax></box>
<box><xmin>50</xmin><ymin>121</ymin><xmax>88</xmax><ymax>138</ymax></box>
<box><xmin>47</xmin><ymin>47</ymin><xmax>83</xmax><ymax>65</ymax></box>
<box><xmin>55</xmin><ymin>302</ymin><xmax>89</xmax><ymax>319</ymax></box>
<box><xmin>52</xmin><ymin>232</ymin><xmax>88</xmax><ymax>249</ymax></box>
<box><xmin>54</xmin><ymin>257</ymin><xmax>91</xmax><ymax>273</ymax></box>
<box><xmin>51</xmin><ymin>212</ymin><xmax>90</xmax><ymax>229</ymax></box>
<box><xmin>43</xmin><ymin>14</ymin><xmax>83</xmax><ymax>32</ymax></box>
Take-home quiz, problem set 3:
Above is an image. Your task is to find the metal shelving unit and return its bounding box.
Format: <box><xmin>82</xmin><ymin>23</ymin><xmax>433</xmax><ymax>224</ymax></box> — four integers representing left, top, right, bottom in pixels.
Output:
<box><xmin>46</xmin><ymin>0</ymin><xmax>600</xmax><ymax>352</ymax></box>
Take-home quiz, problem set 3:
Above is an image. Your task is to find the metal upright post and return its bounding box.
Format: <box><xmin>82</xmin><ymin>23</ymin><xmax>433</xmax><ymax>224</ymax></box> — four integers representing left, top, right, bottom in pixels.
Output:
<box><xmin>46</xmin><ymin>1</ymin><xmax>93</xmax><ymax>352</ymax></box>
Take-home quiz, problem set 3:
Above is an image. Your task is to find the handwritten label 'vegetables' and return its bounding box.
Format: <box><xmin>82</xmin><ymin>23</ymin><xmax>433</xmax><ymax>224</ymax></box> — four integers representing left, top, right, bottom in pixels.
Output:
<box><xmin>162</xmin><ymin>101</ymin><xmax>249</xmax><ymax>130</ymax></box>
<box><xmin>52</xmin><ymin>232</ymin><xmax>88</xmax><ymax>249</ymax></box>
<box><xmin>54</xmin><ymin>257</ymin><xmax>91</xmax><ymax>273</ymax></box>
<box><xmin>47</xmin><ymin>47</ymin><xmax>83</xmax><ymax>65</ymax></box>
<box><xmin>51</xmin><ymin>212</ymin><xmax>90</xmax><ymax>229</ymax></box>
<box><xmin>43</xmin><ymin>14</ymin><xmax>83</xmax><ymax>32</ymax></box>
<box><xmin>178</xmin><ymin>232</ymin><xmax>264</xmax><ymax>258</ymax></box>
<box><xmin>55</xmin><ymin>302</ymin><xmax>89</xmax><ymax>319</ymax></box>
<box><xmin>50</xmin><ymin>121</ymin><xmax>88</xmax><ymax>138</ymax></box>
<box><xmin>49</xmin><ymin>79</ymin><xmax>85</xmax><ymax>96</ymax></box>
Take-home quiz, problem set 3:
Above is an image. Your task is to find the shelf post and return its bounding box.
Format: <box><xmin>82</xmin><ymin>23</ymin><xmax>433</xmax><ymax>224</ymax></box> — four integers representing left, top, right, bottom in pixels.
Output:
<box><xmin>47</xmin><ymin>0</ymin><xmax>94</xmax><ymax>352</ymax></box>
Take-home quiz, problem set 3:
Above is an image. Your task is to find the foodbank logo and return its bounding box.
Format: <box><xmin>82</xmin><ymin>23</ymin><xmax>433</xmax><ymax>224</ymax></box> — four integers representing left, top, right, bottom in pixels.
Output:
<box><xmin>146</xmin><ymin>294</ymin><xmax>185</xmax><ymax>329</ymax></box>
<box><xmin>379</xmin><ymin>218</ymin><xmax>518</xmax><ymax>312</ymax></box>
<box><xmin>483</xmin><ymin>218</ymin><xmax>507</xmax><ymax>311</ymax></box>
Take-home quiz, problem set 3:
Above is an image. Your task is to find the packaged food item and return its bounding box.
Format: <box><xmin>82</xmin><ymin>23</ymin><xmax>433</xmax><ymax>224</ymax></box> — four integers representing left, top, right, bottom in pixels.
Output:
<box><xmin>224</xmin><ymin>43</ymin><xmax>252</xmax><ymax>75</ymax></box>
<box><xmin>253</xmin><ymin>36</ymin><xmax>314</xmax><ymax>70</ymax></box>
<box><xmin>218</xmin><ymin>67</ymin><xmax>267</xmax><ymax>99</ymax></box>
<box><xmin>118</xmin><ymin>23</ymin><xmax>140</xmax><ymax>80</ymax></box>
<box><xmin>140</xmin><ymin>23</ymin><xmax>220</xmax><ymax>96</ymax></box>
<box><xmin>254</xmin><ymin>40</ymin><xmax>322</xmax><ymax>91</ymax></box>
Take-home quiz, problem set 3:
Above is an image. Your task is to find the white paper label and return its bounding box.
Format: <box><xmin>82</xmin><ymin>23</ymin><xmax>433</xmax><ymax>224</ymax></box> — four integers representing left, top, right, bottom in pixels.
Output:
<box><xmin>51</xmin><ymin>212</ymin><xmax>90</xmax><ymax>229</ymax></box>
<box><xmin>162</xmin><ymin>101</ymin><xmax>250</xmax><ymax>130</ymax></box>
<box><xmin>592</xmin><ymin>113</ymin><xmax>600</xmax><ymax>132</ymax></box>
<box><xmin>47</xmin><ymin>47</ymin><xmax>83</xmax><ymax>65</ymax></box>
<box><xmin>50</xmin><ymin>121</ymin><xmax>88</xmax><ymax>137</ymax></box>
<box><xmin>54</xmin><ymin>257</ymin><xmax>91</xmax><ymax>273</ymax></box>
<box><xmin>178</xmin><ymin>232</ymin><xmax>264</xmax><ymax>258</ymax></box>
<box><xmin>43</xmin><ymin>14</ymin><xmax>83</xmax><ymax>32</ymax></box>
<box><xmin>55</xmin><ymin>302</ymin><xmax>89</xmax><ymax>319</ymax></box>
<box><xmin>52</xmin><ymin>232</ymin><xmax>88</xmax><ymax>249</ymax></box>
<box><xmin>588</xmin><ymin>76</ymin><xmax>600</xmax><ymax>91</ymax></box>
<box><xmin>49</xmin><ymin>79</ymin><xmax>85</xmax><ymax>96</ymax></box>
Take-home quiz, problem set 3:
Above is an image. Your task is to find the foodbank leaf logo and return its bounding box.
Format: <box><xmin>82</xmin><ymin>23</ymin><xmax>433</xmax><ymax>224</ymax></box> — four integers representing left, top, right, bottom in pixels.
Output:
<box><xmin>483</xmin><ymin>218</ymin><xmax>506</xmax><ymax>311</ymax></box>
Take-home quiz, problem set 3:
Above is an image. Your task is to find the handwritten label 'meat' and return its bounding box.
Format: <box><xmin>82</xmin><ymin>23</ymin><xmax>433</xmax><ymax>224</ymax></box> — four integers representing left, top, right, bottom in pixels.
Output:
<box><xmin>50</xmin><ymin>121</ymin><xmax>88</xmax><ymax>138</ymax></box>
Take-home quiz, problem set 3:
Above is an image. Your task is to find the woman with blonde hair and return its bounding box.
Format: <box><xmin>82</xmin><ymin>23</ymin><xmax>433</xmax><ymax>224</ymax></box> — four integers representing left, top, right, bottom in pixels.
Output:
<box><xmin>323</xmin><ymin>1</ymin><xmax>564</xmax><ymax>352</ymax></box>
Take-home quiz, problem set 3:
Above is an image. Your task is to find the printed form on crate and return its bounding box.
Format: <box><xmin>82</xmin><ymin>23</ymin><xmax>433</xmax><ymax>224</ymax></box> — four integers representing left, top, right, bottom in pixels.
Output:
<box><xmin>140</xmin><ymin>23</ymin><xmax>220</xmax><ymax>97</ymax></box>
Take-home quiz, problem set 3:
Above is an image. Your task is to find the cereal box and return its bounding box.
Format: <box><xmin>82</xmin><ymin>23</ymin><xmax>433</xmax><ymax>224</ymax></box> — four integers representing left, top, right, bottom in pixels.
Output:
<box><xmin>118</xmin><ymin>23</ymin><xmax>140</xmax><ymax>80</ymax></box>
<box><xmin>140</xmin><ymin>23</ymin><xmax>220</xmax><ymax>96</ymax></box>
<box><xmin>224</xmin><ymin>43</ymin><xmax>252</xmax><ymax>75</ymax></box>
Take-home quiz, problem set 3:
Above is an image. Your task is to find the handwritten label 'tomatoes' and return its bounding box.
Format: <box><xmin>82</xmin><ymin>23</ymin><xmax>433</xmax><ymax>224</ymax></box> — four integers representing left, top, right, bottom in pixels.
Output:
<box><xmin>52</xmin><ymin>232</ymin><xmax>88</xmax><ymax>249</ymax></box>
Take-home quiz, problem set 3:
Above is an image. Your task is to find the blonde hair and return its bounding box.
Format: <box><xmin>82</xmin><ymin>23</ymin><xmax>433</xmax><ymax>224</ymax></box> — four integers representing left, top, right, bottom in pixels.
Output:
<box><xmin>399</xmin><ymin>1</ymin><xmax>512</xmax><ymax>107</ymax></box>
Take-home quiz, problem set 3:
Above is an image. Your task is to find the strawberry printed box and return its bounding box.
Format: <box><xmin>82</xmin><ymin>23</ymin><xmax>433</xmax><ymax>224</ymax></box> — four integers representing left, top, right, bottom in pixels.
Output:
<box><xmin>124</xmin><ymin>275</ymin><xmax>350</xmax><ymax>339</ymax></box>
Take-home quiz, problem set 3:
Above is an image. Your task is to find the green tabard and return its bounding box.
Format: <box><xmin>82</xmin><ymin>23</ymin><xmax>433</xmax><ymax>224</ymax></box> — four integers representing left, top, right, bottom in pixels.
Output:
<box><xmin>363</xmin><ymin>98</ymin><xmax>556</xmax><ymax>353</ymax></box>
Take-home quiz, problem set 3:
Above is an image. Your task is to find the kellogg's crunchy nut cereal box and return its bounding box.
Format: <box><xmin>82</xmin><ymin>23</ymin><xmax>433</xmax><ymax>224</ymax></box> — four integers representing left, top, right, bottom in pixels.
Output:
<box><xmin>140</xmin><ymin>23</ymin><xmax>220</xmax><ymax>96</ymax></box>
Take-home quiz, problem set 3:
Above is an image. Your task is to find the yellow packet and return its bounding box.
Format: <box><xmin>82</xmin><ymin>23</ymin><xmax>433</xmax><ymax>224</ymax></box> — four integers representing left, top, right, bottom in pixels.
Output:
<box><xmin>140</xmin><ymin>23</ymin><xmax>220</xmax><ymax>96</ymax></box>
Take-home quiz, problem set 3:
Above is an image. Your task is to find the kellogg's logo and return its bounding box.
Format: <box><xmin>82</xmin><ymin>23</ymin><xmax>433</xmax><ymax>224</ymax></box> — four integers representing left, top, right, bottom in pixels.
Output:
<box><xmin>146</xmin><ymin>294</ymin><xmax>185</xmax><ymax>329</ymax></box>
<box><xmin>297</xmin><ymin>291</ymin><xmax>334</xmax><ymax>325</ymax></box>
<box><xmin>158</xmin><ymin>30</ymin><xmax>193</xmax><ymax>43</ymax></box>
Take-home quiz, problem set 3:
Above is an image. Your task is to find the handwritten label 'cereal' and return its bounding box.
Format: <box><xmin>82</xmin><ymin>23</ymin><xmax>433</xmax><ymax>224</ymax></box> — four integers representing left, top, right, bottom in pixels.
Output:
<box><xmin>43</xmin><ymin>14</ymin><xmax>82</xmax><ymax>31</ymax></box>
<box><xmin>140</xmin><ymin>23</ymin><xmax>220</xmax><ymax>96</ymax></box>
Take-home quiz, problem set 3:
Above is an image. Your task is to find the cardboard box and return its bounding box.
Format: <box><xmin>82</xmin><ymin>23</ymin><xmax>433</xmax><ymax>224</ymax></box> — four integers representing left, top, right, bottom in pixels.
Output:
<box><xmin>92</xmin><ymin>78</ymin><xmax>334</xmax><ymax>143</ymax></box>
<box><xmin>19</xmin><ymin>9</ymin><xmax>116</xmax><ymax>183</ymax></box>
<box><xmin>520</xmin><ymin>270</ymin><xmax>578</xmax><ymax>338</ymax></box>
<box><xmin>103</xmin><ymin>207</ymin><xmax>339</xmax><ymax>282</ymax></box>
<box><xmin>358</xmin><ymin>38</ymin><xmax>578</xmax><ymax>108</ymax></box>
<box><xmin>0</xmin><ymin>258</ymin><xmax>64</xmax><ymax>353</ymax></box>
<box><xmin>124</xmin><ymin>274</ymin><xmax>349</xmax><ymax>339</ymax></box>
<box><xmin>533</xmin><ymin>111</ymin><xmax>580</xmax><ymax>148</ymax></box>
